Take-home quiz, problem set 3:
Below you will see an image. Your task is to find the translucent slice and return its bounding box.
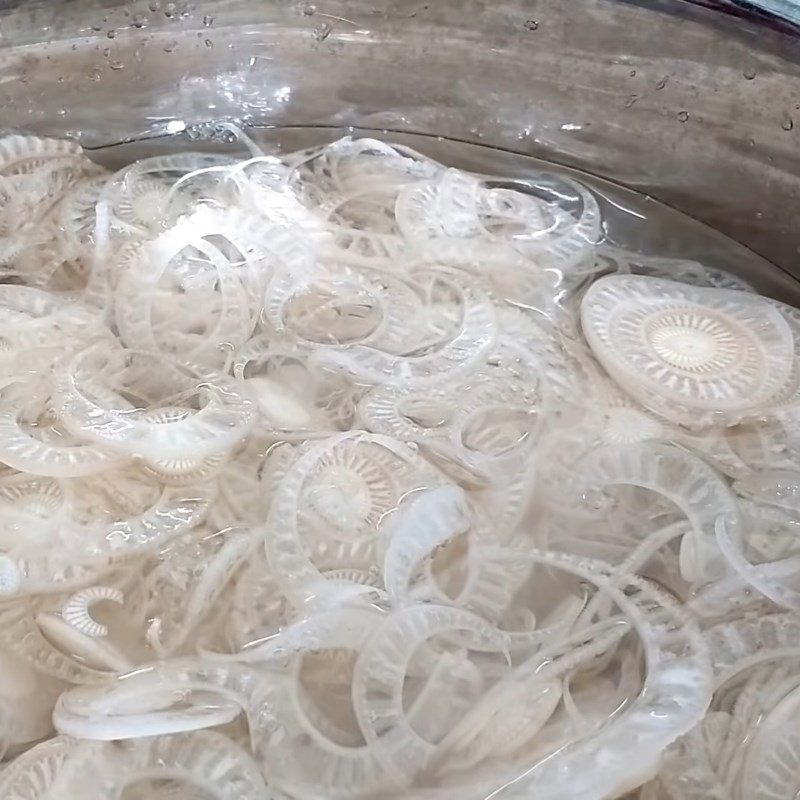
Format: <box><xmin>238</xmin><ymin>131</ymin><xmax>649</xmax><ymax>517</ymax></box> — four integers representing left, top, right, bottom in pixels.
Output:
<box><xmin>706</xmin><ymin>613</ymin><xmax>800</xmax><ymax>686</ymax></box>
<box><xmin>316</xmin><ymin>280</ymin><xmax>496</xmax><ymax>386</ymax></box>
<box><xmin>62</xmin><ymin>585</ymin><xmax>124</xmax><ymax>638</ymax></box>
<box><xmin>35</xmin><ymin>612</ymin><xmax>133</xmax><ymax>673</ymax></box>
<box><xmin>0</xmin><ymin>386</ymin><xmax>126</xmax><ymax>477</ymax></box>
<box><xmin>114</xmin><ymin>208</ymin><xmax>272</xmax><ymax>364</ymax></box>
<box><xmin>265</xmin><ymin>432</ymin><xmax>442</xmax><ymax>606</ymax></box>
<box><xmin>235</xmin><ymin>345</ymin><xmax>360</xmax><ymax>438</ymax></box>
<box><xmin>383</xmin><ymin>486</ymin><xmax>471</xmax><ymax>605</ymax></box>
<box><xmin>0</xmin><ymin>736</ymin><xmax>73</xmax><ymax>800</ymax></box>
<box><xmin>359</xmin><ymin>354</ymin><xmax>542</xmax><ymax>478</ymax></box>
<box><xmin>53</xmin><ymin>658</ymin><xmax>256</xmax><ymax>739</ymax></box>
<box><xmin>734</xmin><ymin>469</ymin><xmax>800</xmax><ymax>513</ymax></box>
<box><xmin>143</xmin><ymin>528</ymin><xmax>253</xmax><ymax>657</ymax></box>
<box><xmin>0</xmin><ymin>135</ymin><xmax>83</xmax><ymax>174</ymax></box>
<box><xmin>351</xmin><ymin>604</ymin><xmax>508</xmax><ymax>782</ymax></box>
<box><xmin>0</xmin><ymin>602</ymin><xmax>118</xmax><ymax>684</ymax></box>
<box><xmin>581</xmin><ymin>275</ymin><xmax>795</xmax><ymax>426</ymax></box>
<box><xmin>263</xmin><ymin>263</ymin><xmax>421</xmax><ymax>354</ymax></box>
<box><xmin>54</xmin><ymin>347</ymin><xmax>255</xmax><ymax>460</ymax></box>
<box><xmin>397</xmin><ymin>170</ymin><xmax>601</xmax><ymax>272</ymax></box>
<box><xmin>462</xmin><ymin>548</ymin><xmax>711</xmax><ymax>800</ymax></box>
<box><xmin>580</xmin><ymin>442</ymin><xmax>740</xmax><ymax>583</ymax></box>
<box><xmin>0</xmin><ymin>650</ymin><xmax>64</xmax><ymax>746</ymax></box>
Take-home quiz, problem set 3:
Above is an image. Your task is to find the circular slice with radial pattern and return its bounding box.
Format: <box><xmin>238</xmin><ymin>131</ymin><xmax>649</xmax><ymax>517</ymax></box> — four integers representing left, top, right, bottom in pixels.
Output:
<box><xmin>581</xmin><ymin>275</ymin><xmax>795</xmax><ymax>427</ymax></box>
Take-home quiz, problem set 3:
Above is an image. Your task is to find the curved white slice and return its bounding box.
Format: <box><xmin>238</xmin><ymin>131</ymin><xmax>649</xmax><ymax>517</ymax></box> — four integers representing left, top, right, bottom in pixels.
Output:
<box><xmin>263</xmin><ymin>264</ymin><xmax>420</xmax><ymax>354</ymax></box>
<box><xmin>316</xmin><ymin>281</ymin><xmax>496</xmax><ymax>386</ymax></box>
<box><xmin>463</xmin><ymin>548</ymin><xmax>711</xmax><ymax>800</ymax></box>
<box><xmin>114</xmin><ymin>209</ymin><xmax>262</xmax><ymax>367</ymax></box>
<box><xmin>383</xmin><ymin>486</ymin><xmax>471</xmax><ymax>605</ymax></box>
<box><xmin>62</xmin><ymin>585</ymin><xmax>124</xmax><ymax>638</ymax></box>
<box><xmin>144</xmin><ymin>528</ymin><xmax>253</xmax><ymax>657</ymax></box>
<box><xmin>53</xmin><ymin>659</ymin><xmax>256</xmax><ymax>739</ymax></box>
<box><xmin>580</xmin><ymin>441</ymin><xmax>739</xmax><ymax>583</ymax></box>
<box><xmin>0</xmin><ymin>391</ymin><xmax>125</xmax><ymax>477</ymax></box>
<box><xmin>0</xmin><ymin>602</ymin><xmax>117</xmax><ymax>684</ymax></box>
<box><xmin>581</xmin><ymin>275</ymin><xmax>795</xmax><ymax>426</ymax></box>
<box><xmin>54</xmin><ymin>347</ymin><xmax>255</xmax><ymax>460</ymax></box>
<box><xmin>734</xmin><ymin>469</ymin><xmax>800</xmax><ymax>512</ymax></box>
<box><xmin>265</xmin><ymin>432</ymin><xmax>440</xmax><ymax>607</ymax></box>
<box><xmin>397</xmin><ymin>170</ymin><xmax>601</xmax><ymax>273</ymax></box>
<box><xmin>351</xmin><ymin>604</ymin><xmax>508</xmax><ymax>782</ymax></box>
<box><xmin>0</xmin><ymin>736</ymin><xmax>73</xmax><ymax>800</ymax></box>
<box><xmin>706</xmin><ymin>613</ymin><xmax>800</xmax><ymax>686</ymax></box>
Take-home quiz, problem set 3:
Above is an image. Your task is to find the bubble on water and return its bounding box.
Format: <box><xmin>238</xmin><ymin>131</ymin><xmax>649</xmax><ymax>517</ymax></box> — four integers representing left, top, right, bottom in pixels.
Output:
<box><xmin>624</xmin><ymin>95</ymin><xmax>639</xmax><ymax>109</ymax></box>
<box><xmin>781</xmin><ymin>112</ymin><xmax>794</xmax><ymax>132</ymax></box>
<box><xmin>132</xmin><ymin>13</ymin><xmax>148</xmax><ymax>28</ymax></box>
<box><xmin>164</xmin><ymin>2</ymin><xmax>177</xmax><ymax>18</ymax></box>
<box><xmin>743</xmin><ymin>68</ymin><xmax>757</xmax><ymax>80</ymax></box>
<box><xmin>106</xmin><ymin>29</ymin><xmax>117</xmax><ymax>39</ymax></box>
<box><xmin>677</xmin><ymin>110</ymin><xmax>690</xmax><ymax>123</ymax></box>
<box><xmin>163</xmin><ymin>40</ymin><xmax>179</xmax><ymax>53</ymax></box>
<box><xmin>656</xmin><ymin>76</ymin><xmax>669</xmax><ymax>90</ymax></box>
<box><xmin>203</xmin><ymin>15</ymin><xmax>213</xmax><ymax>25</ymax></box>
<box><xmin>524</xmin><ymin>19</ymin><xmax>539</xmax><ymax>31</ymax></box>
<box><xmin>205</xmin><ymin>39</ymin><xmax>213</xmax><ymax>48</ymax></box>
<box><xmin>629</xmin><ymin>69</ymin><xmax>636</xmax><ymax>77</ymax></box>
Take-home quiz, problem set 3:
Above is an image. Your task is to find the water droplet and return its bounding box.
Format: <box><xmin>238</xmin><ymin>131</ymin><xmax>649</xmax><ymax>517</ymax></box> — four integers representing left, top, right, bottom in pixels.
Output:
<box><xmin>524</xmin><ymin>19</ymin><xmax>539</xmax><ymax>31</ymax></box>
<box><xmin>677</xmin><ymin>110</ymin><xmax>690</xmax><ymax>123</ymax></box>
<box><xmin>205</xmin><ymin>39</ymin><xmax>213</xmax><ymax>48</ymax></box>
<box><xmin>743</xmin><ymin>68</ymin><xmax>756</xmax><ymax>80</ymax></box>
<box><xmin>303</xmin><ymin>4</ymin><xmax>316</xmax><ymax>14</ymax></box>
<box><xmin>313</xmin><ymin>22</ymin><xmax>332</xmax><ymax>41</ymax></box>
<box><xmin>624</xmin><ymin>95</ymin><xmax>638</xmax><ymax>108</ymax></box>
<box><xmin>163</xmin><ymin>39</ymin><xmax>178</xmax><ymax>52</ymax></box>
<box><xmin>132</xmin><ymin>13</ymin><xmax>148</xmax><ymax>28</ymax></box>
<box><xmin>57</xmin><ymin>107</ymin><xmax>67</xmax><ymax>117</ymax></box>
<box><xmin>108</xmin><ymin>60</ymin><xmax>124</xmax><ymax>71</ymax></box>
<box><xmin>656</xmin><ymin>76</ymin><xmax>669</xmax><ymax>90</ymax></box>
<box><xmin>629</xmin><ymin>69</ymin><xmax>637</xmax><ymax>77</ymax></box>
<box><xmin>164</xmin><ymin>2</ymin><xmax>177</xmax><ymax>18</ymax></box>
<box><xmin>148</xmin><ymin>0</ymin><xmax>160</xmax><ymax>11</ymax></box>
<box><xmin>102</xmin><ymin>47</ymin><xmax>111</xmax><ymax>57</ymax></box>
<box><xmin>106</xmin><ymin>29</ymin><xmax>116</xmax><ymax>39</ymax></box>
<box><xmin>91</xmin><ymin>23</ymin><xmax>102</xmax><ymax>32</ymax></box>
<box><xmin>203</xmin><ymin>14</ymin><xmax>213</xmax><ymax>25</ymax></box>
<box><xmin>755</xmin><ymin>211</ymin><xmax>764</xmax><ymax>220</ymax></box>
<box><xmin>781</xmin><ymin>112</ymin><xmax>794</xmax><ymax>131</ymax></box>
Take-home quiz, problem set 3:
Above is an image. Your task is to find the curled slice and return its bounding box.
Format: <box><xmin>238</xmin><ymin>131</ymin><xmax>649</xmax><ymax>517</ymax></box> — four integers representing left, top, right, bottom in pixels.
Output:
<box><xmin>734</xmin><ymin>469</ymin><xmax>800</xmax><ymax>513</ymax></box>
<box><xmin>0</xmin><ymin>736</ymin><xmax>73</xmax><ymax>800</ymax></box>
<box><xmin>263</xmin><ymin>264</ymin><xmax>421</xmax><ymax>355</ymax></box>
<box><xmin>0</xmin><ymin>602</ymin><xmax>118</xmax><ymax>684</ymax></box>
<box><xmin>114</xmin><ymin>208</ymin><xmax>266</xmax><ymax>367</ymax></box>
<box><xmin>62</xmin><ymin>585</ymin><xmax>124</xmax><ymax>637</ymax></box>
<box><xmin>54</xmin><ymin>347</ymin><xmax>255</xmax><ymax>460</ymax></box>
<box><xmin>461</xmin><ymin>548</ymin><xmax>711</xmax><ymax>800</ymax></box>
<box><xmin>581</xmin><ymin>275</ymin><xmax>795</xmax><ymax>426</ymax></box>
<box><xmin>316</xmin><ymin>280</ymin><xmax>496</xmax><ymax>386</ymax></box>
<box><xmin>706</xmin><ymin>613</ymin><xmax>800</xmax><ymax>687</ymax></box>
<box><xmin>53</xmin><ymin>659</ymin><xmax>255</xmax><ymax>739</ymax></box>
<box><xmin>352</xmin><ymin>604</ymin><xmax>509</xmax><ymax>783</ymax></box>
<box><xmin>265</xmin><ymin>432</ymin><xmax>442</xmax><ymax>606</ymax></box>
<box><xmin>580</xmin><ymin>441</ymin><xmax>740</xmax><ymax>583</ymax></box>
<box><xmin>144</xmin><ymin>528</ymin><xmax>254</xmax><ymax>657</ymax></box>
<box><xmin>62</xmin><ymin>732</ymin><xmax>268</xmax><ymax>800</ymax></box>
<box><xmin>383</xmin><ymin>486</ymin><xmax>471</xmax><ymax>606</ymax></box>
